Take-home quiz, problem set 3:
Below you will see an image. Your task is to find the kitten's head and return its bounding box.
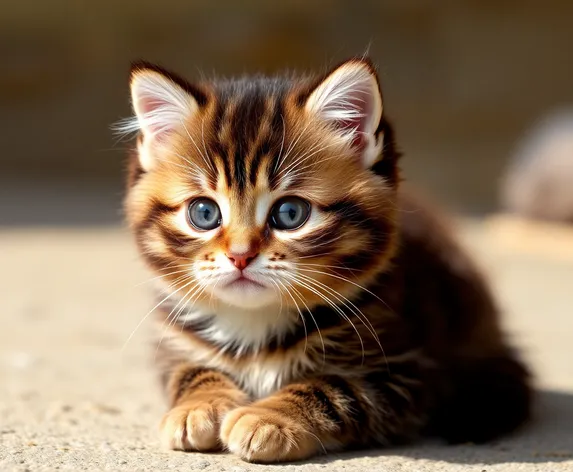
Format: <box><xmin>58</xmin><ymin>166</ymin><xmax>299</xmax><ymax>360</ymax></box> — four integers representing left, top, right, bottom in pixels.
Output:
<box><xmin>122</xmin><ymin>58</ymin><xmax>400</xmax><ymax>311</ymax></box>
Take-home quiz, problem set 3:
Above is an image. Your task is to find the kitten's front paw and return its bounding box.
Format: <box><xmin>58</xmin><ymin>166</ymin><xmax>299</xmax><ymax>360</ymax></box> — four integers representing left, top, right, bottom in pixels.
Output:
<box><xmin>160</xmin><ymin>397</ymin><xmax>238</xmax><ymax>452</ymax></box>
<box><xmin>220</xmin><ymin>406</ymin><xmax>319</xmax><ymax>463</ymax></box>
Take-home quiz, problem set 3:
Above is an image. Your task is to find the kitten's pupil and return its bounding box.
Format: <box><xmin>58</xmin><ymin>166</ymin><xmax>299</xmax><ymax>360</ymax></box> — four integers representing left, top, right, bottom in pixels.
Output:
<box><xmin>201</xmin><ymin>206</ymin><xmax>211</xmax><ymax>220</ymax></box>
<box><xmin>281</xmin><ymin>205</ymin><xmax>300</xmax><ymax>224</ymax></box>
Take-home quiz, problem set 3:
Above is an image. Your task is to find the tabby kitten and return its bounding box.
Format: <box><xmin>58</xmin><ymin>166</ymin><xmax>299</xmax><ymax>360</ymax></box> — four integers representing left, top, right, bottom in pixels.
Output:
<box><xmin>121</xmin><ymin>58</ymin><xmax>531</xmax><ymax>463</ymax></box>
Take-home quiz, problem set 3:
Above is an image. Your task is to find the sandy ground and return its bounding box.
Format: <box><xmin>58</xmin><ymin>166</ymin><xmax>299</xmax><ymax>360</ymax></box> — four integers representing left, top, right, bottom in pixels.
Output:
<box><xmin>1</xmin><ymin>216</ymin><xmax>572</xmax><ymax>471</ymax></box>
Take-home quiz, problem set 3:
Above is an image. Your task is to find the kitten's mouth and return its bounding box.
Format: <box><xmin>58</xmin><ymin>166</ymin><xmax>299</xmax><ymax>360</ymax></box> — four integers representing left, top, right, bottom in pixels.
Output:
<box><xmin>224</xmin><ymin>274</ymin><xmax>266</xmax><ymax>289</ymax></box>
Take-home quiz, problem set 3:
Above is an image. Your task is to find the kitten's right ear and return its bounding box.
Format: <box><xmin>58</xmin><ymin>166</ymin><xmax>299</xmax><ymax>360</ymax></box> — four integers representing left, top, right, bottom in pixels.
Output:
<box><xmin>303</xmin><ymin>58</ymin><xmax>383</xmax><ymax>168</ymax></box>
<box><xmin>122</xmin><ymin>63</ymin><xmax>202</xmax><ymax>170</ymax></box>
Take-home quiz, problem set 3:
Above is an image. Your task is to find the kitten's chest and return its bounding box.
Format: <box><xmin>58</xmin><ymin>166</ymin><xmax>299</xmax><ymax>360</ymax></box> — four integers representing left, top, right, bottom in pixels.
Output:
<box><xmin>167</xmin><ymin>330</ymin><xmax>315</xmax><ymax>398</ymax></box>
<box><xmin>164</xmin><ymin>305</ymin><xmax>317</xmax><ymax>398</ymax></box>
<box><xmin>222</xmin><ymin>352</ymin><xmax>313</xmax><ymax>398</ymax></box>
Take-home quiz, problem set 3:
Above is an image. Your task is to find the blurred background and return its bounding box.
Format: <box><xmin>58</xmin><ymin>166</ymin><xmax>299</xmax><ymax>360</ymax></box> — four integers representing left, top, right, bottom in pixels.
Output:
<box><xmin>3</xmin><ymin>0</ymin><xmax>573</xmax><ymax>226</ymax></box>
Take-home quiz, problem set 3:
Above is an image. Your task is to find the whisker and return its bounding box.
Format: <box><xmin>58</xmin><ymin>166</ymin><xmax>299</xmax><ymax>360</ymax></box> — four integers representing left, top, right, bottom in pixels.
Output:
<box><xmin>282</xmin><ymin>272</ymin><xmax>365</xmax><ymax>364</ymax></box>
<box><xmin>171</xmin><ymin>154</ymin><xmax>207</xmax><ymax>183</ymax></box>
<box><xmin>283</xmin><ymin>279</ymin><xmax>326</xmax><ymax>365</ymax></box>
<box><xmin>275</xmin><ymin>119</ymin><xmax>314</xmax><ymax>173</ymax></box>
<box><xmin>274</xmin><ymin>279</ymin><xmax>309</xmax><ymax>354</ymax></box>
<box><xmin>307</xmin><ymin>431</ymin><xmax>328</xmax><ymax>455</ymax></box>
<box><xmin>277</xmin><ymin>138</ymin><xmax>326</xmax><ymax>176</ymax></box>
<box><xmin>293</xmin><ymin>252</ymin><xmax>334</xmax><ymax>260</ymax></box>
<box><xmin>154</xmin><ymin>281</ymin><xmax>202</xmax><ymax>361</ymax></box>
<box><xmin>293</xmin><ymin>262</ymin><xmax>361</xmax><ymax>273</ymax></box>
<box><xmin>175</xmin><ymin>282</ymin><xmax>210</xmax><ymax>337</ymax></box>
<box><xmin>159</xmin><ymin>280</ymin><xmax>211</xmax><ymax>360</ymax></box>
<box><xmin>273</xmin><ymin>114</ymin><xmax>287</xmax><ymax>174</ymax></box>
<box><xmin>296</xmin><ymin>267</ymin><xmax>391</xmax><ymax>309</ymax></box>
<box><xmin>135</xmin><ymin>267</ymin><xmax>193</xmax><ymax>286</ymax></box>
<box><xmin>281</xmin><ymin>153</ymin><xmax>344</xmax><ymax>181</ymax></box>
<box><xmin>268</xmin><ymin>279</ymin><xmax>284</xmax><ymax>319</ymax></box>
<box><xmin>121</xmin><ymin>276</ymin><xmax>197</xmax><ymax>352</ymax></box>
<box><xmin>302</xmin><ymin>234</ymin><xmax>345</xmax><ymax>250</ymax></box>
<box><xmin>200</xmin><ymin>118</ymin><xmax>216</xmax><ymax>175</ymax></box>
<box><xmin>181</xmin><ymin>120</ymin><xmax>216</xmax><ymax>177</ymax></box>
<box><xmin>279</xmin><ymin>142</ymin><xmax>342</xmax><ymax>179</ymax></box>
<box><xmin>293</xmin><ymin>271</ymin><xmax>385</xmax><ymax>366</ymax></box>
<box><xmin>154</xmin><ymin>262</ymin><xmax>199</xmax><ymax>271</ymax></box>
<box><xmin>208</xmin><ymin>274</ymin><xmax>223</xmax><ymax>311</ymax></box>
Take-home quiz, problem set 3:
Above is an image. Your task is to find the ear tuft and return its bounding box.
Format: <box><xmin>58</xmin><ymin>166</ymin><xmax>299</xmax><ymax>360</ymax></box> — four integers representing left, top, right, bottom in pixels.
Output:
<box><xmin>130</xmin><ymin>68</ymin><xmax>197</xmax><ymax>141</ymax></box>
<box><xmin>305</xmin><ymin>59</ymin><xmax>383</xmax><ymax>167</ymax></box>
<box><xmin>114</xmin><ymin>64</ymin><xmax>200</xmax><ymax>170</ymax></box>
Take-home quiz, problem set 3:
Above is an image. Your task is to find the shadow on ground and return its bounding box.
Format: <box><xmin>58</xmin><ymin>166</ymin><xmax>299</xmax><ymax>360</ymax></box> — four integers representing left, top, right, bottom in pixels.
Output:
<box><xmin>270</xmin><ymin>390</ymin><xmax>573</xmax><ymax>467</ymax></box>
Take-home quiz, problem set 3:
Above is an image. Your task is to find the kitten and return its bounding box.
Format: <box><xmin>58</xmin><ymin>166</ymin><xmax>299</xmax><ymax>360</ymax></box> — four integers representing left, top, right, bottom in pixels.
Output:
<box><xmin>120</xmin><ymin>58</ymin><xmax>531</xmax><ymax>463</ymax></box>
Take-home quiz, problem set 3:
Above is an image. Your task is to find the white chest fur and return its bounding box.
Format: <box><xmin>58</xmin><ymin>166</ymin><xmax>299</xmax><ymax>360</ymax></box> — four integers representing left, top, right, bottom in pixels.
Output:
<box><xmin>220</xmin><ymin>349</ymin><xmax>313</xmax><ymax>398</ymax></box>
<box><xmin>161</xmin><ymin>302</ymin><xmax>313</xmax><ymax>398</ymax></box>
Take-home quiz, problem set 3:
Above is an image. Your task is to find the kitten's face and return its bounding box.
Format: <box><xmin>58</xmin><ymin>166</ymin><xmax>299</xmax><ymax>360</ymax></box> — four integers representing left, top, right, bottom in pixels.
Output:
<box><xmin>123</xmin><ymin>59</ymin><xmax>399</xmax><ymax>311</ymax></box>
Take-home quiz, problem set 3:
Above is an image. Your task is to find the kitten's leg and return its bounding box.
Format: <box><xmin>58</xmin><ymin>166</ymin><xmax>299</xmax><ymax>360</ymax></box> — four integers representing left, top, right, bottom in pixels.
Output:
<box><xmin>160</xmin><ymin>364</ymin><xmax>249</xmax><ymax>452</ymax></box>
<box><xmin>220</xmin><ymin>372</ymin><xmax>424</xmax><ymax>463</ymax></box>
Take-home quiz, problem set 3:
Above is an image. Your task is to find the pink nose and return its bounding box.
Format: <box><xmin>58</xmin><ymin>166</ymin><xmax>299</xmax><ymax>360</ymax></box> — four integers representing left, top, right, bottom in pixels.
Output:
<box><xmin>226</xmin><ymin>250</ymin><xmax>258</xmax><ymax>270</ymax></box>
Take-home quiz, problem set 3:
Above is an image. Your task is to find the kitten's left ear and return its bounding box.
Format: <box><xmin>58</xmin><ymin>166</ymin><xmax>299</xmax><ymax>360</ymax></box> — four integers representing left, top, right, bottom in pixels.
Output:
<box><xmin>304</xmin><ymin>58</ymin><xmax>383</xmax><ymax>168</ymax></box>
<box><xmin>121</xmin><ymin>62</ymin><xmax>206</xmax><ymax>171</ymax></box>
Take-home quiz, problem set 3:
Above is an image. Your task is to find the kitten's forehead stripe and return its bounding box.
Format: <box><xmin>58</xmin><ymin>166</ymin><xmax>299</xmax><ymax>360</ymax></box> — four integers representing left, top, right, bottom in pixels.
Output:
<box><xmin>213</xmin><ymin>97</ymin><xmax>228</xmax><ymax>142</ymax></box>
<box><xmin>232</xmin><ymin>88</ymin><xmax>276</xmax><ymax>191</ymax></box>
<box><xmin>248</xmin><ymin>97</ymin><xmax>276</xmax><ymax>187</ymax></box>
<box><xmin>204</xmin><ymin>77</ymin><xmax>294</xmax><ymax>195</ymax></box>
<box><xmin>218</xmin><ymin>101</ymin><xmax>235</xmax><ymax>187</ymax></box>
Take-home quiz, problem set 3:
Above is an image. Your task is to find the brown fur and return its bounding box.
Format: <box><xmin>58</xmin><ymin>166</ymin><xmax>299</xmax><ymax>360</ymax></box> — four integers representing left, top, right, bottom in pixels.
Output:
<box><xmin>122</xmin><ymin>58</ymin><xmax>531</xmax><ymax>463</ymax></box>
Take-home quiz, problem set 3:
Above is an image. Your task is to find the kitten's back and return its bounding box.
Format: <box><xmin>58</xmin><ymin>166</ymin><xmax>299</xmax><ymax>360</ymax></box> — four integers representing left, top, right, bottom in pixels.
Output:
<box><xmin>392</xmin><ymin>189</ymin><xmax>532</xmax><ymax>443</ymax></box>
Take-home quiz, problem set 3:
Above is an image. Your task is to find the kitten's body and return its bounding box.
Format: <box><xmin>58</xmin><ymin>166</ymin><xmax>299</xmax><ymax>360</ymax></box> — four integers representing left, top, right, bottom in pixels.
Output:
<box><xmin>122</xmin><ymin>59</ymin><xmax>531</xmax><ymax>462</ymax></box>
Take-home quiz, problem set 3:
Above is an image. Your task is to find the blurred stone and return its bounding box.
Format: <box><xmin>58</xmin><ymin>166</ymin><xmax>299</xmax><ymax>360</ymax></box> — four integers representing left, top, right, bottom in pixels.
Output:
<box><xmin>2</xmin><ymin>2</ymin><xmax>573</xmax><ymax>217</ymax></box>
<box><xmin>501</xmin><ymin>109</ymin><xmax>573</xmax><ymax>222</ymax></box>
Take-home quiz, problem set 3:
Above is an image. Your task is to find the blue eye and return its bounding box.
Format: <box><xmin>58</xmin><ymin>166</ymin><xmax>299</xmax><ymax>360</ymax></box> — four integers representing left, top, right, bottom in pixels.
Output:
<box><xmin>188</xmin><ymin>198</ymin><xmax>221</xmax><ymax>231</ymax></box>
<box><xmin>270</xmin><ymin>197</ymin><xmax>311</xmax><ymax>230</ymax></box>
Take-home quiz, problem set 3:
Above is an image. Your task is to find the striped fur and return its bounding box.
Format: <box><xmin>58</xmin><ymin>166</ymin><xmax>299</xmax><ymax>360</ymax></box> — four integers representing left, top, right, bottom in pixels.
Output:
<box><xmin>122</xmin><ymin>58</ymin><xmax>532</xmax><ymax>463</ymax></box>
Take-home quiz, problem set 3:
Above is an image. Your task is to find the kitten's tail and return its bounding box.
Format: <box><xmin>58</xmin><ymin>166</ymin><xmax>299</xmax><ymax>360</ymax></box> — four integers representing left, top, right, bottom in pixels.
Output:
<box><xmin>428</xmin><ymin>351</ymin><xmax>532</xmax><ymax>444</ymax></box>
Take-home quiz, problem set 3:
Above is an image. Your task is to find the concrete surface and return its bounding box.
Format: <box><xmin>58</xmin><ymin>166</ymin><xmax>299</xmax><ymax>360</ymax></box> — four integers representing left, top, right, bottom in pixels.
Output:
<box><xmin>1</xmin><ymin>216</ymin><xmax>572</xmax><ymax>471</ymax></box>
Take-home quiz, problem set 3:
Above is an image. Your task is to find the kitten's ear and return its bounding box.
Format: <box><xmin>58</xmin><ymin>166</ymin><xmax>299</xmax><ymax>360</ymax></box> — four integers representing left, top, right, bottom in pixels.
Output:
<box><xmin>127</xmin><ymin>64</ymin><xmax>201</xmax><ymax>170</ymax></box>
<box><xmin>304</xmin><ymin>58</ymin><xmax>383</xmax><ymax>168</ymax></box>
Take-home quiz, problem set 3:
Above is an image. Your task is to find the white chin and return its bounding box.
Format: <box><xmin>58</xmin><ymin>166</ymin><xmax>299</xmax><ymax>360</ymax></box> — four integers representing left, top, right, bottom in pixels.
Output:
<box><xmin>212</xmin><ymin>282</ymin><xmax>278</xmax><ymax>309</ymax></box>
